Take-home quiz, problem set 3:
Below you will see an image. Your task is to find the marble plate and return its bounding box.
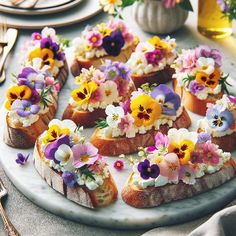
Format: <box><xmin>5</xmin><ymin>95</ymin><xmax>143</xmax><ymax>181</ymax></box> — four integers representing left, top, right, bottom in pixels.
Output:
<box><xmin>1</xmin><ymin>69</ymin><xmax>236</xmax><ymax>229</ymax></box>
<box><xmin>0</xmin><ymin>0</ymin><xmax>83</xmax><ymax>16</ymax></box>
<box><xmin>0</xmin><ymin>0</ymin><xmax>74</xmax><ymax>9</ymax></box>
<box><xmin>0</xmin><ymin>0</ymin><xmax>101</xmax><ymax>28</ymax></box>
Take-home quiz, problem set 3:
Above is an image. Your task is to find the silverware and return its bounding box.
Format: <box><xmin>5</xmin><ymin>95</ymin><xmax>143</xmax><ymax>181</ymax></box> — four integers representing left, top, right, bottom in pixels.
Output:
<box><xmin>23</xmin><ymin>0</ymin><xmax>39</xmax><ymax>8</ymax></box>
<box><xmin>9</xmin><ymin>0</ymin><xmax>26</xmax><ymax>6</ymax></box>
<box><xmin>0</xmin><ymin>19</ymin><xmax>8</xmax><ymax>55</ymax></box>
<box><xmin>0</xmin><ymin>28</ymin><xmax>18</xmax><ymax>84</ymax></box>
<box><xmin>0</xmin><ymin>178</ymin><xmax>20</xmax><ymax>236</ymax></box>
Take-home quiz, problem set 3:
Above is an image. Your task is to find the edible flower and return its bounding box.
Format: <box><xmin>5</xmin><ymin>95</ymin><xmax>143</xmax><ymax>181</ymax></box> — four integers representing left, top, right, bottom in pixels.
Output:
<box><xmin>99</xmin><ymin>0</ymin><xmax>122</xmax><ymax>14</ymax></box>
<box><xmin>91</xmin><ymin>70</ymin><xmax>106</xmax><ymax>84</ymax></box>
<box><xmin>44</xmin><ymin>135</ymin><xmax>71</xmax><ymax>162</ymax></box>
<box><xmin>100</xmin><ymin>60</ymin><xmax>120</xmax><ymax>80</ymax></box>
<box><xmin>195</xmin><ymin>68</ymin><xmax>221</xmax><ymax>89</ymax></box>
<box><xmin>42</xmin><ymin>124</ymin><xmax>70</xmax><ymax>145</ymax></box>
<box><xmin>148</xmin><ymin>36</ymin><xmax>167</xmax><ymax>50</ymax></box>
<box><xmin>97</xmin><ymin>23</ymin><xmax>112</xmax><ymax>37</ymax></box>
<box><xmin>32</xmin><ymin>32</ymin><xmax>42</xmax><ymax>41</ymax></box>
<box><xmin>54</xmin><ymin>144</ymin><xmax>73</xmax><ymax>168</ymax></box>
<box><xmin>189</xmin><ymin>80</ymin><xmax>205</xmax><ymax>95</ymax></box>
<box><xmin>114</xmin><ymin>160</ymin><xmax>124</xmax><ymax>171</ymax></box>
<box><xmin>11</xmin><ymin>100</ymin><xmax>40</xmax><ymax>117</ymax></box>
<box><xmin>72</xmin><ymin>143</ymin><xmax>99</xmax><ymax>168</ymax></box>
<box><xmin>71</xmin><ymin>81</ymin><xmax>98</xmax><ymax>105</ymax></box>
<box><xmin>115</xmin><ymin>78</ymin><xmax>129</xmax><ymax>97</ymax></box>
<box><xmin>5</xmin><ymin>85</ymin><xmax>32</xmax><ymax>110</ymax></box>
<box><xmin>87</xmin><ymin>31</ymin><xmax>103</xmax><ymax>47</ymax></box>
<box><xmin>99</xmin><ymin>80</ymin><xmax>119</xmax><ymax>104</ymax></box>
<box><xmin>196</xmin><ymin>57</ymin><xmax>215</xmax><ymax>75</ymax></box>
<box><xmin>179</xmin><ymin>165</ymin><xmax>196</xmax><ymax>185</ymax></box>
<box><xmin>147</xmin><ymin>132</ymin><xmax>170</xmax><ymax>152</ymax></box>
<box><xmin>145</xmin><ymin>49</ymin><xmax>164</xmax><ymax>65</ymax></box>
<box><xmin>138</xmin><ymin>159</ymin><xmax>160</xmax><ymax>180</ymax></box>
<box><xmin>119</xmin><ymin>100</ymin><xmax>131</xmax><ymax>115</ymax></box>
<box><xmin>130</xmin><ymin>95</ymin><xmax>161</xmax><ymax>127</ymax></box>
<box><xmin>206</xmin><ymin>106</ymin><xmax>234</xmax><ymax>132</ymax></box>
<box><xmin>28</xmin><ymin>48</ymin><xmax>55</xmax><ymax>70</ymax></box>
<box><xmin>62</xmin><ymin>171</ymin><xmax>78</xmax><ymax>188</ymax></box>
<box><xmin>169</xmin><ymin>139</ymin><xmax>195</xmax><ymax>165</ymax></box>
<box><xmin>150</xmin><ymin>84</ymin><xmax>181</xmax><ymax>116</ymax></box>
<box><xmin>102</xmin><ymin>30</ymin><xmax>125</xmax><ymax>56</ymax></box>
<box><xmin>16</xmin><ymin>153</ymin><xmax>29</xmax><ymax>165</ymax></box>
<box><xmin>118</xmin><ymin>114</ymin><xmax>134</xmax><ymax>133</ymax></box>
<box><xmin>117</xmin><ymin>62</ymin><xmax>131</xmax><ymax>80</ymax></box>
<box><xmin>197</xmin><ymin>132</ymin><xmax>211</xmax><ymax>143</ymax></box>
<box><xmin>202</xmin><ymin>141</ymin><xmax>220</xmax><ymax>165</ymax></box>
<box><xmin>106</xmin><ymin>104</ymin><xmax>124</xmax><ymax>128</ymax></box>
<box><xmin>227</xmin><ymin>95</ymin><xmax>236</xmax><ymax>105</ymax></box>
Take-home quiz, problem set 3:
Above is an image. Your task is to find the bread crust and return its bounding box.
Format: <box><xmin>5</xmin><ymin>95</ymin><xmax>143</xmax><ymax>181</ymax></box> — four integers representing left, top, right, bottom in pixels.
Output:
<box><xmin>131</xmin><ymin>66</ymin><xmax>175</xmax><ymax>88</ymax></box>
<box><xmin>33</xmin><ymin>140</ymin><xmax>118</xmax><ymax>208</ymax></box>
<box><xmin>173</xmin><ymin>79</ymin><xmax>223</xmax><ymax>116</ymax></box>
<box><xmin>198</xmin><ymin>128</ymin><xmax>236</xmax><ymax>152</ymax></box>
<box><xmin>56</xmin><ymin>59</ymin><xmax>69</xmax><ymax>88</ymax></box>
<box><xmin>90</xmin><ymin>107</ymin><xmax>191</xmax><ymax>156</ymax></box>
<box><xmin>70</xmin><ymin>43</ymin><xmax>137</xmax><ymax>77</ymax></box>
<box><xmin>4</xmin><ymin>93</ymin><xmax>58</xmax><ymax>149</ymax></box>
<box><xmin>122</xmin><ymin>159</ymin><xmax>236</xmax><ymax>208</ymax></box>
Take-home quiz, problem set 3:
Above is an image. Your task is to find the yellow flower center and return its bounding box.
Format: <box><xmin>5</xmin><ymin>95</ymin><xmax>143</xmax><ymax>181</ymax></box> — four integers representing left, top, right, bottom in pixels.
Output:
<box><xmin>105</xmin><ymin>89</ymin><xmax>112</xmax><ymax>96</ymax></box>
<box><xmin>116</xmin><ymin>162</ymin><xmax>121</xmax><ymax>167</ymax></box>
<box><xmin>91</xmin><ymin>36</ymin><xmax>98</xmax><ymax>43</ymax></box>
<box><xmin>113</xmin><ymin>114</ymin><xmax>119</xmax><ymax>121</ymax></box>
<box><xmin>63</xmin><ymin>154</ymin><xmax>70</xmax><ymax>163</ymax></box>
<box><xmin>81</xmin><ymin>154</ymin><xmax>90</xmax><ymax>163</ymax></box>
<box><xmin>147</xmin><ymin>167</ymin><xmax>151</xmax><ymax>173</ymax></box>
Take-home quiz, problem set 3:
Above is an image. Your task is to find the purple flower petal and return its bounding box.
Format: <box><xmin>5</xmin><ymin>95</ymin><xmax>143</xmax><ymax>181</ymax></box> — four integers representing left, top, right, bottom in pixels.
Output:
<box><xmin>18</xmin><ymin>67</ymin><xmax>36</xmax><ymax>79</ymax></box>
<box><xmin>62</xmin><ymin>171</ymin><xmax>77</xmax><ymax>188</ymax></box>
<box><xmin>40</xmin><ymin>37</ymin><xmax>53</xmax><ymax>49</ymax></box>
<box><xmin>30</xmin><ymin>104</ymin><xmax>40</xmax><ymax>114</ymax></box>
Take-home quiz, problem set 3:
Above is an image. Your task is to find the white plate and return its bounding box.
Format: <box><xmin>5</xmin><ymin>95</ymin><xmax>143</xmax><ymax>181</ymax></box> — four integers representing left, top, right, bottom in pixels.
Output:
<box><xmin>0</xmin><ymin>0</ymin><xmax>75</xmax><ymax>9</ymax></box>
<box><xmin>0</xmin><ymin>0</ymin><xmax>83</xmax><ymax>16</ymax></box>
<box><xmin>0</xmin><ymin>0</ymin><xmax>102</xmax><ymax>29</ymax></box>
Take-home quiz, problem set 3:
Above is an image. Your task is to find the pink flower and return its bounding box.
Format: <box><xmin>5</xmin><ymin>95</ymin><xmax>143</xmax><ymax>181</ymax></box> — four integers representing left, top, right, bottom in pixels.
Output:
<box><xmin>90</xmin><ymin>88</ymin><xmax>102</xmax><ymax>103</ymax></box>
<box><xmin>177</xmin><ymin>49</ymin><xmax>197</xmax><ymax>73</ymax></box>
<box><xmin>108</xmin><ymin>19</ymin><xmax>128</xmax><ymax>34</ymax></box>
<box><xmin>145</xmin><ymin>49</ymin><xmax>164</xmax><ymax>65</ymax></box>
<box><xmin>179</xmin><ymin>165</ymin><xmax>196</xmax><ymax>185</ymax></box>
<box><xmin>72</xmin><ymin>143</ymin><xmax>99</xmax><ymax>168</ymax></box>
<box><xmin>158</xmin><ymin>153</ymin><xmax>180</xmax><ymax>182</ymax></box>
<box><xmin>119</xmin><ymin>100</ymin><xmax>131</xmax><ymax>115</ymax></box>
<box><xmin>162</xmin><ymin>0</ymin><xmax>178</xmax><ymax>8</ymax></box>
<box><xmin>202</xmin><ymin>141</ymin><xmax>220</xmax><ymax>165</ymax></box>
<box><xmin>113</xmin><ymin>160</ymin><xmax>124</xmax><ymax>171</ymax></box>
<box><xmin>91</xmin><ymin>70</ymin><xmax>106</xmax><ymax>84</ymax></box>
<box><xmin>115</xmin><ymin>78</ymin><xmax>129</xmax><ymax>96</ymax></box>
<box><xmin>147</xmin><ymin>132</ymin><xmax>169</xmax><ymax>152</ymax></box>
<box><xmin>228</xmin><ymin>95</ymin><xmax>236</xmax><ymax>105</ymax></box>
<box><xmin>45</xmin><ymin>76</ymin><xmax>61</xmax><ymax>92</ymax></box>
<box><xmin>87</xmin><ymin>31</ymin><xmax>102</xmax><ymax>47</ymax></box>
<box><xmin>118</xmin><ymin>114</ymin><xmax>134</xmax><ymax>133</ymax></box>
<box><xmin>89</xmin><ymin>154</ymin><xmax>107</xmax><ymax>174</ymax></box>
<box><xmin>32</xmin><ymin>32</ymin><xmax>42</xmax><ymax>41</ymax></box>
<box><xmin>123</xmin><ymin>32</ymin><xmax>134</xmax><ymax>44</ymax></box>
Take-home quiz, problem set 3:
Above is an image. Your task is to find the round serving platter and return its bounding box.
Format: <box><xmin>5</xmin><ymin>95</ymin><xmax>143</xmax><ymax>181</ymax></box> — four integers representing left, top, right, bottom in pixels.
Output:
<box><xmin>1</xmin><ymin>71</ymin><xmax>236</xmax><ymax>229</ymax></box>
<box><xmin>0</xmin><ymin>0</ymin><xmax>101</xmax><ymax>28</ymax></box>
<box><xmin>0</xmin><ymin>0</ymin><xmax>83</xmax><ymax>16</ymax></box>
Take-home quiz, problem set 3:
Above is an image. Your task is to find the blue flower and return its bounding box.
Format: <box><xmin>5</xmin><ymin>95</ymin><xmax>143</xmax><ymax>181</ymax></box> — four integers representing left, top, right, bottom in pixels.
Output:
<box><xmin>100</xmin><ymin>60</ymin><xmax>120</xmax><ymax>80</ymax></box>
<box><xmin>62</xmin><ymin>171</ymin><xmax>78</xmax><ymax>188</ymax></box>
<box><xmin>150</xmin><ymin>84</ymin><xmax>181</xmax><ymax>116</ymax></box>
<box><xmin>16</xmin><ymin>153</ymin><xmax>29</xmax><ymax>165</ymax></box>
<box><xmin>206</xmin><ymin>106</ymin><xmax>234</xmax><ymax>132</ymax></box>
<box><xmin>197</xmin><ymin>132</ymin><xmax>211</xmax><ymax>143</ymax></box>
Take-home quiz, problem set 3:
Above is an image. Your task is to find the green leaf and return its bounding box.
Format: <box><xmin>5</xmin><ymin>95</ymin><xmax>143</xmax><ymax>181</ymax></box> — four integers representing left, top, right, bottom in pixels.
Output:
<box><xmin>179</xmin><ymin>0</ymin><xmax>193</xmax><ymax>12</ymax></box>
<box><xmin>121</xmin><ymin>0</ymin><xmax>138</xmax><ymax>8</ymax></box>
<box><xmin>95</xmin><ymin>119</ymin><xmax>109</xmax><ymax>129</ymax></box>
<box><xmin>59</xmin><ymin>37</ymin><xmax>70</xmax><ymax>50</ymax></box>
<box><xmin>182</xmin><ymin>75</ymin><xmax>195</xmax><ymax>88</ymax></box>
<box><xmin>79</xmin><ymin>165</ymin><xmax>95</xmax><ymax>181</ymax></box>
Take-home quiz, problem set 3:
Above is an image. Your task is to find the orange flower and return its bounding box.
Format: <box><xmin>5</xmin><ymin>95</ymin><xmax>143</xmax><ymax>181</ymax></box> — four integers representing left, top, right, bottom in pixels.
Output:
<box><xmin>28</xmin><ymin>48</ymin><xmax>55</xmax><ymax>71</ymax></box>
<box><xmin>196</xmin><ymin>68</ymin><xmax>221</xmax><ymax>89</ymax></box>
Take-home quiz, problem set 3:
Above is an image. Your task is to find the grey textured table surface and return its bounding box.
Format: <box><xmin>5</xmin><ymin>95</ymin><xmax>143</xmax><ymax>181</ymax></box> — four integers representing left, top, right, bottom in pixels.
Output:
<box><xmin>0</xmin><ymin>1</ymin><xmax>236</xmax><ymax>235</ymax></box>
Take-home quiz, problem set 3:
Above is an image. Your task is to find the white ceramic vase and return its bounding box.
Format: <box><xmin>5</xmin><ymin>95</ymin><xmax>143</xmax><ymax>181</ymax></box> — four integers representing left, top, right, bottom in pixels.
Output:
<box><xmin>132</xmin><ymin>0</ymin><xmax>189</xmax><ymax>34</ymax></box>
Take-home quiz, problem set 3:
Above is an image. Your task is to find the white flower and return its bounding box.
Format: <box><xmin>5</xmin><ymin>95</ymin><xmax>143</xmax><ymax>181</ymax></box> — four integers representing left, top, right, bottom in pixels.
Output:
<box><xmin>99</xmin><ymin>0</ymin><xmax>122</xmax><ymax>14</ymax></box>
<box><xmin>31</xmin><ymin>58</ymin><xmax>51</xmax><ymax>72</ymax></box>
<box><xmin>135</xmin><ymin>42</ymin><xmax>155</xmax><ymax>53</ymax></box>
<box><xmin>196</xmin><ymin>57</ymin><xmax>215</xmax><ymax>75</ymax></box>
<box><xmin>99</xmin><ymin>80</ymin><xmax>119</xmax><ymax>104</ymax></box>
<box><xmin>41</xmin><ymin>27</ymin><xmax>57</xmax><ymax>42</ymax></box>
<box><xmin>127</xmin><ymin>52</ymin><xmax>148</xmax><ymax>76</ymax></box>
<box><xmin>105</xmin><ymin>104</ymin><xmax>124</xmax><ymax>128</ymax></box>
<box><xmin>55</xmin><ymin>144</ymin><xmax>73</xmax><ymax>171</ymax></box>
<box><xmin>168</xmin><ymin>128</ymin><xmax>198</xmax><ymax>144</ymax></box>
<box><xmin>131</xmin><ymin>88</ymin><xmax>145</xmax><ymax>100</ymax></box>
<box><xmin>48</xmin><ymin>119</ymin><xmax>79</xmax><ymax>134</ymax></box>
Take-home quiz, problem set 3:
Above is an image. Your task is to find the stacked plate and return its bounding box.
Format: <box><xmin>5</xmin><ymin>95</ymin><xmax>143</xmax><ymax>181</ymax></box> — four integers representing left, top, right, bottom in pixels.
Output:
<box><xmin>0</xmin><ymin>0</ymin><xmax>102</xmax><ymax>29</ymax></box>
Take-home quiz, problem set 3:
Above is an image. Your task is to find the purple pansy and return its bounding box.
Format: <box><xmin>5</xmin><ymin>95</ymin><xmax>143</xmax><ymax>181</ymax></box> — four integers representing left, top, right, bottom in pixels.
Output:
<box><xmin>16</xmin><ymin>153</ymin><xmax>29</xmax><ymax>165</ymax></box>
<box><xmin>189</xmin><ymin>80</ymin><xmax>205</xmax><ymax>95</ymax></box>
<box><xmin>30</xmin><ymin>89</ymin><xmax>41</xmax><ymax>104</ymax></box>
<box><xmin>62</xmin><ymin>171</ymin><xmax>78</xmax><ymax>188</ymax></box>
<box><xmin>137</xmin><ymin>159</ymin><xmax>160</xmax><ymax>180</ymax></box>
<box><xmin>206</xmin><ymin>106</ymin><xmax>234</xmax><ymax>132</ymax></box>
<box><xmin>151</xmin><ymin>84</ymin><xmax>181</xmax><ymax>116</ymax></box>
<box><xmin>44</xmin><ymin>135</ymin><xmax>70</xmax><ymax>162</ymax></box>
<box><xmin>145</xmin><ymin>49</ymin><xmax>164</xmax><ymax>65</ymax></box>
<box><xmin>195</xmin><ymin>45</ymin><xmax>222</xmax><ymax>67</ymax></box>
<box><xmin>11</xmin><ymin>100</ymin><xmax>40</xmax><ymax>117</ymax></box>
<box><xmin>179</xmin><ymin>165</ymin><xmax>196</xmax><ymax>185</ymax></box>
<box><xmin>197</xmin><ymin>132</ymin><xmax>211</xmax><ymax>143</ymax></box>
<box><xmin>40</xmin><ymin>37</ymin><xmax>53</xmax><ymax>49</ymax></box>
<box><xmin>117</xmin><ymin>62</ymin><xmax>131</xmax><ymax>80</ymax></box>
<box><xmin>119</xmin><ymin>100</ymin><xmax>131</xmax><ymax>115</ymax></box>
<box><xmin>102</xmin><ymin>30</ymin><xmax>125</xmax><ymax>56</ymax></box>
<box><xmin>100</xmin><ymin>60</ymin><xmax>120</xmax><ymax>80</ymax></box>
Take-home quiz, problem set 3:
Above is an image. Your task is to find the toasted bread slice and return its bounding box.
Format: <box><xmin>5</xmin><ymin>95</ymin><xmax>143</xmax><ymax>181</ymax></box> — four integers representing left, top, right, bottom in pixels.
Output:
<box><xmin>33</xmin><ymin>140</ymin><xmax>118</xmax><ymax>208</ymax></box>
<box><xmin>71</xmin><ymin>43</ymin><xmax>137</xmax><ymax>77</ymax></box>
<box><xmin>122</xmin><ymin>159</ymin><xmax>236</xmax><ymax>208</ymax></box>
<box><xmin>198</xmin><ymin>128</ymin><xmax>236</xmax><ymax>152</ymax></box>
<box><xmin>4</xmin><ymin>94</ymin><xmax>58</xmax><ymax>149</ymax></box>
<box><xmin>56</xmin><ymin>59</ymin><xmax>69</xmax><ymax>88</ymax></box>
<box><xmin>173</xmin><ymin>79</ymin><xmax>223</xmax><ymax>116</ymax></box>
<box><xmin>90</xmin><ymin>107</ymin><xmax>191</xmax><ymax>156</ymax></box>
<box><xmin>131</xmin><ymin>66</ymin><xmax>175</xmax><ymax>88</ymax></box>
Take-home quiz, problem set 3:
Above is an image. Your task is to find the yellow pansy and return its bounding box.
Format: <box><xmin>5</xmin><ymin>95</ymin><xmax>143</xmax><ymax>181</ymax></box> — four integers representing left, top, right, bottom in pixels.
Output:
<box><xmin>28</xmin><ymin>48</ymin><xmax>55</xmax><ymax>71</ymax></box>
<box><xmin>5</xmin><ymin>85</ymin><xmax>32</xmax><ymax>110</ymax></box>
<box><xmin>148</xmin><ymin>36</ymin><xmax>168</xmax><ymax>50</ymax></box>
<box><xmin>71</xmin><ymin>81</ymin><xmax>98</xmax><ymax>105</ymax></box>
<box><xmin>42</xmin><ymin>124</ymin><xmax>70</xmax><ymax>145</ymax></box>
<box><xmin>130</xmin><ymin>95</ymin><xmax>162</xmax><ymax>127</ymax></box>
<box><xmin>84</xmin><ymin>44</ymin><xmax>93</xmax><ymax>51</ymax></box>
<box><xmin>169</xmin><ymin>139</ymin><xmax>195</xmax><ymax>165</ymax></box>
<box><xmin>97</xmin><ymin>23</ymin><xmax>112</xmax><ymax>37</ymax></box>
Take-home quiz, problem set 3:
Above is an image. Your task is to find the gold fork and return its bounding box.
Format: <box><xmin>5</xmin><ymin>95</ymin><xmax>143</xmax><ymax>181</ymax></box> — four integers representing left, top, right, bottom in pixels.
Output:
<box><xmin>0</xmin><ymin>178</ymin><xmax>20</xmax><ymax>236</ymax></box>
<box><xmin>0</xmin><ymin>19</ymin><xmax>8</xmax><ymax>55</ymax></box>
